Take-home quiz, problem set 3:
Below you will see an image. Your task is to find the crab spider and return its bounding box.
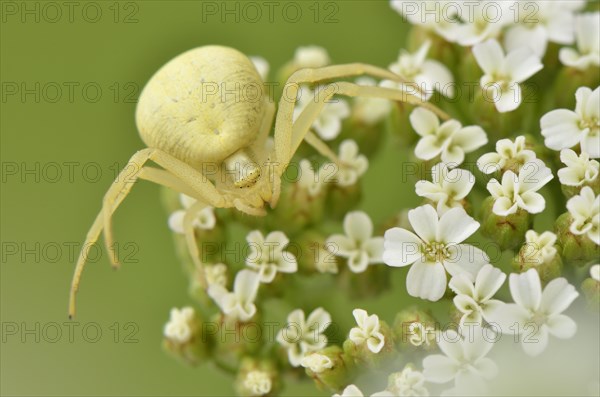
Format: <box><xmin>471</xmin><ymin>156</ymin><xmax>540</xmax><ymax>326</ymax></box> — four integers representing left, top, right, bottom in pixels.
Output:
<box><xmin>68</xmin><ymin>45</ymin><xmax>449</xmax><ymax>318</ymax></box>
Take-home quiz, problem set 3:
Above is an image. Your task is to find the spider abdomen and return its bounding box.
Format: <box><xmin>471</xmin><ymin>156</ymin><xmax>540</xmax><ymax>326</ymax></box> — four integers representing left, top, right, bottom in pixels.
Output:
<box><xmin>136</xmin><ymin>46</ymin><xmax>266</xmax><ymax>167</ymax></box>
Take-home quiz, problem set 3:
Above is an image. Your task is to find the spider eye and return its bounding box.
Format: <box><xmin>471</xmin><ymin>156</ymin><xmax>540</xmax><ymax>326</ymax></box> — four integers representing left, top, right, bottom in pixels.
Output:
<box><xmin>234</xmin><ymin>166</ymin><xmax>261</xmax><ymax>188</ymax></box>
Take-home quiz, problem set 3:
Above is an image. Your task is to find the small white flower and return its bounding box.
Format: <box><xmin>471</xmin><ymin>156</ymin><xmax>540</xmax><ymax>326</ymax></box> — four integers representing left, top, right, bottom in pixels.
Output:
<box><xmin>387</xmin><ymin>40</ymin><xmax>455</xmax><ymax>99</ymax></box>
<box><xmin>486</xmin><ymin>159</ymin><xmax>554</xmax><ymax>216</ymax></box>
<box><xmin>477</xmin><ymin>135</ymin><xmax>537</xmax><ymax>174</ymax></box>
<box><xmin>326</xmin><ymin>211</ymin><xmax>384</xmax><ymax>273</ymax></box>
<box><xmin>334</xmin><ymin>139</ymin><xmax>369</xmax><ymax>187</ymax></box>
<box><xmin>566</xmin><ymin>186</ymin><xmax>600</xmax><ymax>245</ymax></box>
<box><xmin>523</xmin><ymin>230</ymin><xmax>558</xmax><ymax>266</ymax></box>
<box><xmin>300</xmin><ymin>353</ymin><xmax>333</xmax><ymax>373</ymax></box>
<box><xmin>491</xmin><ymin>269</ymin><xmax>578</xmax><ymax>356</ymax></box>
<box><xmin>294</xmin><ymin>45</ymin><xmax>330</xmax><ymax>68</ymax></box>
<box><xmin>415</xmin><ymin>163</ymin><xmax>475</xmax><ymax>214</ymax></box>
<box><xmin>410</xmin><ymin>107</ymin><xmax>488</xmax><ymax>166</ymax></box>
<box><xmin>541</xmin><ymin>86</ymin><xmax>600</xmax><ymax>158</ymax></box>
<box><xmin>559</xmin><ymin>12</ymin><xmax>600</xmax><ymax>70</ymax></box>
<box><xmin>390</xmin><ymin>0</ymin><xmax>460</xmax><ymax>42</ymax></box>
<box><xmin>298</xmin><ymin>159</ymin><xmax>324</xmax><ymax>197</ymax></box>
<box><xmin>449</xmin><ymin>264</ymin><xmax>506</xmax><ymax>327</ymax></box>
<box><xmin>293</xmin><ymin>85</ymin><xmax>350</xmax><ymax>141</ymax></box>
<box><xmin>557</xmin><ymin>149</ymin><xmax>599</xmax><ymax>186</ymax></box>
<box><xmin>408</xmin><ymin>322</ymin><xmax>435</xmax><ymax>347</ymax></box>
<box><xmin>387</xmin><ymin>367</ymin><xmax>429</xmax><ymax>397</ymax></box>
<box><xmin>249</xmin><ymin>56</ymin><xmax>269</xmax><ymax>81</ymax></box>
<box><xmin>208</xmin><ymin>269</ymin><xmax>260</xmax><ymax>322</ymax></box>
<box><xmin>277</xmin><ymin>308</ymin><xmax>331</xmax><ymax>367</ymax></box>
<box><xmin>168</xmin><ymin>194</ymin><xmax>216</xmax><ymax>234</ymax></box>
<box><xmin>473</xmin><ymin>39</ymin><xmax>543</xmax><ymax>113</ymax></box>
<box><xmin>243</xmin><ymin>370</ymin><xmax>271</xmax><ymax>396</ymax></box>
<box><xmin>504</xmin><ymin>1</ymin><xmax>585</xmax><ymax>58</ymax></box>
<box><xmin>163</xmin><ymin>306</ymin><xmax>196</xmax><ymax>344</ymax></box>
<box><xmin>349</xmin><ymin>309</ymin><xmax>385</xmax><ymax>354</ymax></box>
<box><xmin>205</xmin><ymin>263</ymin><xmax>227</xmax><ymax>287</ymax></box>
<box><xmin>245</xmin><ymin>230</ymin><xmax>298</xmax><ymax>283</ymax></box>
<box><xmin>423</xmin><ymin>325</ymin><xmax>498</xmax><ymax>394</ymax></box>
<box><xmin>591</xmin><ymin>264</ymin><xmax>600</xmax><ymax>282</ymax></box>
<box><xmin>383</xmin><ymin>204</ymin><xmax>488</xmax><ymax>301</ymax></box>
<box><xmin>353</xmin><ymin>77</ymin><xmax>392</xmax><ymax>125</ymax></box>
<box><xmin>333</xmin><ymin>384</ymin><xmax>364</xmax><ymax>397</ymax></box>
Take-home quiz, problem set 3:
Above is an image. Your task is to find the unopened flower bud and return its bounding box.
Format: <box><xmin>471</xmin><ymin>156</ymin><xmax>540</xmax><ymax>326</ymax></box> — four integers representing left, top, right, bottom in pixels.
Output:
<box><xmin>301</xmin><ymin>346</ymin><xmax>355</xmax><ymax>392</ymax></box>
<box><xmin>162</xmin><ymin>307</ymin><xmax>209</xmax><ymax>364</ymax></box>
<box><xmin>512</xmin><ymin>231</ymin><xmax>563</xmax><ymax>283</ymax></box>
<box><xmin>581</xmin><ymin>265</ymin><xmax>600</xmax><ymax>309</ymax></box>
<box><xmin>344</xmin><ymin>316</ymin><xmax>395</xmax><ymax>369</ymax></box>
<box><xmin>553</xmin><ymin>67</ymin><xmax>599</xmax><ymax>109</ymax></box>
<box><xmin>555</xmin><ymin>213</ymin><xmax>600</xmax><ymax>266</ymax></box>
<box><xmin>480</xmin><ymin>196</ymin><xmax>531</xmax><ymax>250</ymax></box>
<box><xmin>392</xmin><ymin>308</ymin><xmax>437</xmax><ymax>351</ymax></box>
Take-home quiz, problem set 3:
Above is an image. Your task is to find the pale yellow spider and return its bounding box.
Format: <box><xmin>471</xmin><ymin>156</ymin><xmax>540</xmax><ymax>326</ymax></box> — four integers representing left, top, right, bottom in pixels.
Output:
<box><xmin>68</xmin><ymin>45</ymin><xmax>448</xmax><ymax>317</ymax></box>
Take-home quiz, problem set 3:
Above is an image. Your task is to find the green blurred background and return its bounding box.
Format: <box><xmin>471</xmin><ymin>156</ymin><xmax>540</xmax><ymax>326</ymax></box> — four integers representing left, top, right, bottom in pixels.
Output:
<box><xmin>1</xmin><ymin>1</ymin><xmax>417</xmax><ymax>395</ymax></box>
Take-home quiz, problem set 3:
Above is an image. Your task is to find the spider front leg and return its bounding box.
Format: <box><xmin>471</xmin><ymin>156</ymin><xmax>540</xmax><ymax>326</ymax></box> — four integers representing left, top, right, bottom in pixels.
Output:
<box><xmin>101</xmin><ymin>148</ymin><xmax>226</xmax><ymax>268</ymax></box>
<box><xmin>181</xmin><ymin>199</ymin><xmax>213</xmax><ymax>289</ymax></box>
<box><xmin>69</xmin><ymin>148</ymin><xmax>228</xmax><ymax>318</ymax></box>
<box><xmin>272</xmin><ymin>63</ymin><xmax>451</xmax><ymax>174</ymax></box>
<box><xmin>276</xmin><ymin>81</ymin><xmax>452</xmax><ymax>173</ymax></box>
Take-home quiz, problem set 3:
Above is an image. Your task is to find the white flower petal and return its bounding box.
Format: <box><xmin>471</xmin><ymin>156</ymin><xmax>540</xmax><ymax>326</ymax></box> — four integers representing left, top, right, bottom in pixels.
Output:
<box><xmin>509</xmin><ymin>269</ymin><xmax>542</xmax><ymax>312</ymax></box>
<box><xmin>415</xmin><ymin>135</ymin><xmax>443</xmax><ymax>160</ymax></box>
<box><xmin>383</xmin><ymin>228</ymin><xmax>423</xmax><ymax>267</ymax></box>
<box><xmin>504</xmin><ymin>47</ymin><xmax>543</xmax><ymax>83</ymax></box>
<box><xmin>473</xmin><ymin>39</ymin><xmax>504</xmax><ymax>76</ymax></box>
<box><xmin>234</xmin><ymin>269</ymin><xmax>260</xmax><ymax>304</ymax></box>
<box><xmin>436</xmin><ymin>207</ymin><xmax>479</xmax><ymax>244</ymax></box>
<box><xmin>521</xmin><ymin>325</ymin><xmax>549</xmax><ymax>357</ymax></box>
<box><xmin>546</xmin><ymin>314</ymin><xmax>577</xmax><ymax>339</ymax></box>
<box><xmin>449</xmin><ymin>273</ymin><xmax>476</xmax><ymax>296</ymax></box>
<box><xmin>410</xmin><ymin>107</ymin><xmax>440</xmax><ymax>136</ymax></box>
<box><xmin>494</xmin><ymin>83</ymin><xmax>522</xmax><ymax>113</ymax></box>
<box><xmin>306</xmin><ymin>307</ymin><xmax>332</xmax><ymax>334</ymax></box>
<box><xmin>363</xmin><ymin>237</ymin><xmax>384</xmax><ymax>263</ymax></box>
<box><xmin>539</xmin><ymin>277</ymin><xmax>579</xmax><ymax>316</ymax></box>
<box><xmin>475</xmin><ymin>264</ymin><xmax>506</xmax><ymax>301</ymax></box>
<box><xmin>344</xmin><ymin>211</ymin><xmax>373</xmax><ymax>242</ymax></box>
<box><xmin>444</xmin><ymin>244</ymin><xmax>488</xmax><ymax>278</ymax></box>
<box><xmin>348</xmin><ymin>251</ymin><xmax>369</xmax><ymax>273</ymax></box>
<box><xmin>406</xmin><ymin>259</ymin><xmax>447</xmax><ymax>301</ymax></box>
<box><xmin>326</xmin><ymin>234</ymin><xmax>356</xmax><ymax>257</ymax></box>
<box><xmin>423</xmin><ymin>354</ymin><xmax>459</xmax><ymax>384</ymax></box>
<box><xmin>408</xmin><ymin>205</ymin><xmax>439</xmax><ymax>243</ymax></box>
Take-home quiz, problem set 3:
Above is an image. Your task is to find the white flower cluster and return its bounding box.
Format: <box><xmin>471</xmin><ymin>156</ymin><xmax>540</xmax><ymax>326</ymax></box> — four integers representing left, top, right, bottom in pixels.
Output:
<box><xmin>162</xmin><ymin>6</ymin><xmax>599</xmax><ymax>396</ymax></box>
